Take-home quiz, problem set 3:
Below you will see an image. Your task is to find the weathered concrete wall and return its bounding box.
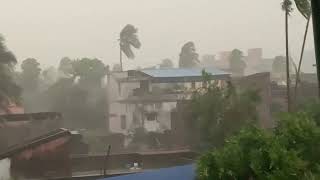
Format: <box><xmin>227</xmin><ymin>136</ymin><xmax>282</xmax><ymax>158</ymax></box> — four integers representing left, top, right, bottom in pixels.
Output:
<box><xmin>232</xmin><ymin>72</ymin><xmax>273</xmax><ymax>128</ymax></box>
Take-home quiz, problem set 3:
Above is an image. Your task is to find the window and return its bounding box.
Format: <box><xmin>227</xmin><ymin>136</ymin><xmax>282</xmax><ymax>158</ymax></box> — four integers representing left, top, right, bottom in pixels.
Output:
<box><xmin>120</xmin><ymin>115</ymin><xmax>127</xmax><ymax>130</ymax></box>
<box><xmin>155</xmin><ymin>103</ymin><xmax>162</xmax><ymax>109</ymax></box>
<box><xmin>191</xmin><ymin>82</ymin><xmax>196</xmax><ymax>89</ymax></box>
<box><xmin>145</xmin><ymin>112</ymin><xmax>157</xmax><ymax>121</ymax></box>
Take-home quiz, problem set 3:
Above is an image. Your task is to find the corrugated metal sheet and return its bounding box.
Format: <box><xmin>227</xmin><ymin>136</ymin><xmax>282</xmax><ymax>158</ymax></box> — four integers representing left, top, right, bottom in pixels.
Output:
<box><xmin>140</xmin><ymin>68</ymin><xmax>229</xmax><ymax>78</ymax></box>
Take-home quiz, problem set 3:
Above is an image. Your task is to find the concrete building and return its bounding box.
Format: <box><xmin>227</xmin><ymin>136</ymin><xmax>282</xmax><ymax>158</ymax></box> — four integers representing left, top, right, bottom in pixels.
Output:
<box><xmin>107</xmin><ymin>68</ymin><xmax>230</xmax><ymax>135</ymax></box>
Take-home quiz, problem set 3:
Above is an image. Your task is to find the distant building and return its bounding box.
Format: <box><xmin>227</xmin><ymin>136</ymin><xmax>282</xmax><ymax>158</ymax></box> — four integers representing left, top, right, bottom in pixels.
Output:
<box><xmin>212</xmin><ymin>48</ymin><xmax>274</xmax><ymax>76</ymax></box>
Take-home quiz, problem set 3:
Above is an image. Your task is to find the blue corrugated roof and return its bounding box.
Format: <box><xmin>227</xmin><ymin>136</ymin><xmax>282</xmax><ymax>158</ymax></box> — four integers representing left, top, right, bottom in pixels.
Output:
<box><xmin>140</xmin><ymin>68</ymin><xmax>229</xmax><ymax>78</ymax></box>
<box><xmin>98</xmin><ymin>164</ymin><xmax>195</xmax><ymax>180</ymax></box>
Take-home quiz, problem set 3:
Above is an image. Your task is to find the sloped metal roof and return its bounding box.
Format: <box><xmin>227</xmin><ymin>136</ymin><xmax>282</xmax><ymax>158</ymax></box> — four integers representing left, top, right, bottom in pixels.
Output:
<box><xmin>140</xmin><ymin>68</ymin><xmax>229</xmax><ymax>78</ymax></box>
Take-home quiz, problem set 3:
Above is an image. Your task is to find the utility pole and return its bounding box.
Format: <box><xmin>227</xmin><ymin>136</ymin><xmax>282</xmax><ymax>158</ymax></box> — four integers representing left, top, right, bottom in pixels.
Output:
<box><xmin>103</xmin><ymin>145</ymin><xmax>111</xmax><ymax>176</ymax></box>
<box><xmin>311</xmin><ymin>0</ymin><xmax>320</xmax><ymax>97</ymax></box>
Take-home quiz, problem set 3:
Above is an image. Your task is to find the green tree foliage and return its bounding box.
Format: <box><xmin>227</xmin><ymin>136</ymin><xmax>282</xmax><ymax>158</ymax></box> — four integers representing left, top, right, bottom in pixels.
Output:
<box><xmin>0</xmin><ymin>35</ymin><xmax>21</xmax><ymax>111</ymax></box>
<box><xmin>275</xmin><ymin>112</ymin><xmax>320</xmax><ymax>172</ymax></box>
<box><xmin>178</xmin><ymin>41</ymin><xmax>199</xmax><ymax>68</ymax></box>
<box><xmin>272</xmin><ymin>56</ymin><xmax>286</xmax><ymax>75</ymax></box>
<box><xmin>197</xmin><ymin>126</ymin><xmax>308</xmax><ymax>180</ymax></box>
<box><xmin>229</xmin><ymin>49</ymin><xmax>246</xmax><ymax>76</ymax></box>
<box><xmin>41</xmin><ymin>66</ymin><xmax>57</xmax><ymax>89</ymax></box>
<box><xmin>197</xmin><ymin>106</ymin><xmax>320</xmax><ymax>179</ymax></box>
<box><xmin>45</xmin><ymin>58</ymin><xmax>108</xmax><ymax>128</ymax></box>
<box><xmin>159</xmin><ymin>58</ymin><xmax>174</xmax><ymax>68</ymax></box>
<box><xmin>72</xmin><ymin>58</ymin><xmax>107</xmax><ymax>88</ymax></box>
<box><xmin>16</xmin><ymin>58</ymin><xmax>42</xmax><ymax>112</ymax></box>
<box><xmin>58</xmin><ymin>57</ymin><xmax>74</xmax><ymax>77</ymax></box>
<box><xmin>191</xmin><ymin>71</ymin><xmax>260</xmax><ymax>148</ymax></box>
<box><xmin>120</xmin><ymin>24</ymin><xmax>141</xmax><ymax>59</ymax></box>
<box><xmin>19</xmin><ymin>58</ymin><xmax>41</xmax><ymax>92</ymax></box>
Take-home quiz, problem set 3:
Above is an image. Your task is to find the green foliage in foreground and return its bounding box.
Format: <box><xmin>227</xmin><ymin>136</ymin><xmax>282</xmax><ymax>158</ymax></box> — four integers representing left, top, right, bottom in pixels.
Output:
<box><xmin>191</xmin><ymin>71</ymin><xmax>260</xmax><ymax>149</ymax></box>
<box><xmin>197</xmin><ymin>106</ymin><xmax>320</xmax><ymax>180</ymax></box>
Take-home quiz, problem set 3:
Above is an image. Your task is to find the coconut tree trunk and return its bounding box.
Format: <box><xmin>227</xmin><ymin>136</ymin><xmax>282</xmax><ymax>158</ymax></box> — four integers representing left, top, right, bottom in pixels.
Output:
<box><xmin>120</xmin><ymin>43</ymin><xmax>123</xmax><ymax>71</ymax></box>
<box><xmin>285</xmin><ymin>10</ymin><xmax>291</xmax><ymax>112</ymax></box>
<box><xmin>294</xmin><ymin>17</ymin><xmax>310</xmax><ymax>103</ymax></box>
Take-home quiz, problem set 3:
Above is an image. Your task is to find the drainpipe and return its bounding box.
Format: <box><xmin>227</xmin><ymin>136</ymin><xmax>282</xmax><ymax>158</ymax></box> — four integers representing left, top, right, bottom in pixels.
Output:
<box><xmin>311</xmin><ymin>0</ymin><xmax>320</xmax><ymax>97</ymax></box>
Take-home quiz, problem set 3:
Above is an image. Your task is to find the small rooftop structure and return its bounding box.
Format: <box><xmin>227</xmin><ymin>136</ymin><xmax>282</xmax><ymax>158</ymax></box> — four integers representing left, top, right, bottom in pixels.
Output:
<box><xmin>117</xmin><ymin>68</ymin><xmax>230</xmax><ymax>83</ymax></box>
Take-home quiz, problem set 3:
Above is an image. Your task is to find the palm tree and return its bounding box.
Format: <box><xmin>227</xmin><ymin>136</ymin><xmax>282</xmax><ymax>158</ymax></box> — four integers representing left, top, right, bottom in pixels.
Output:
<box><xmin>293</xmin><ymin>0</ymin><xmax>312</xmax><ymax>101</ymax></box>
<box><xmin>119</xmin><ymin>24</ymin><xmax>141</xmax><ymax>71</ymax></box>
<box><xmin>0</xmin><ymin>35</ymin><xmax>21</xmax><ymax>112</ymax></box>
<box><xmin>282</xmin><ymin>0</ymin><xmax>293</xmax><ymax>112</ymax></box>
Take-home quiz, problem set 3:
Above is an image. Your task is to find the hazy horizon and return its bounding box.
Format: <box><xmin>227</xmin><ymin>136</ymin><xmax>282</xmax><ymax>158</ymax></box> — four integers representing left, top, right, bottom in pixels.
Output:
<box><xmin>0</xmin><ymin>0</ymin><xmax>316</xmax><ymax>72</ymax></box>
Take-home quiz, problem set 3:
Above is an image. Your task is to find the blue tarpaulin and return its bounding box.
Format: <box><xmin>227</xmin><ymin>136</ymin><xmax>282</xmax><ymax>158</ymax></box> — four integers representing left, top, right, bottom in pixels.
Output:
<box><xmin>99</xmin><ymin>164</ymin><xmax>195</xmax><ymax>180</ymax></box>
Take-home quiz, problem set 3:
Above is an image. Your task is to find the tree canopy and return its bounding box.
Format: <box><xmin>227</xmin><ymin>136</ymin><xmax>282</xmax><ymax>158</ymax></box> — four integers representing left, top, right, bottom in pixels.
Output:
<box><xmin>0</xmin><ymin>35</ymin><xmax>21</xmax><ymax>111</ymax></box>
<box><xmin>197</xmin><ymin>105</ymin><xmax>320</xmax><ymax>179</ymax></box>
<box><xmin>58</xmin><ymin>57</ymin><xmax>74</xmax><ymax>78</ymax></box>
<box><xmin>159</xmin><ymin>58</ymin><xmax>174</xmax><ymax>68</ymax></box>
<box><xmin>179</xmin><ymin>41</ymin><xmax>199</xmax><ymax>68</ymax></box>
<box><xmin>20</xmin><ymin>58</ymin><xmax>41</xmax><ymax>92</ymax></box>
<box><xmin>229</xmin><ymin>49</ymin><xmax>246</xmax><ymax>76</ymax></box>
<box><xmin>44</xmin><ymin>57</ymin><xmax>108</xmax><ymax>128</ymax></box>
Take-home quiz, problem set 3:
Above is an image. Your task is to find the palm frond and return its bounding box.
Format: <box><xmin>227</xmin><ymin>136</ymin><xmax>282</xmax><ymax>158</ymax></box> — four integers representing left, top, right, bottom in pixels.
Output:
<box><xmin>120</xmin><ymin>24</ymin><xmax>141</xmax><ymax>59</ymax></box>
<box><xmin>282</xmin><ymin>0</ymin><xmax>294</xmax><ymax>14</ymax></box>
<box><xmin>294</xmin><ymin>0</ymin><xmax>311</xmax><ymax>19</ymax></box>
<box><xmin>120</xmin><ymin>43</ymin><xmax>135</xmax><ymax>59</ymax></box>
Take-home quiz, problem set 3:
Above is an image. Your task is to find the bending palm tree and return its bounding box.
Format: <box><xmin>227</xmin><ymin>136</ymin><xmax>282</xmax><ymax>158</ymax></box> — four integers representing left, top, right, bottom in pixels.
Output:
<box><xmin>119</xmin><ymin>24</ymin><xmax>141</xmax><ymax>71</ymax></box>
<box><xmin>282</xmin><ymin>0</ymin><xmax>293</xmax><ymax>112</ymax></box>
<box><xmin>0</xmin><ymin>35</ymin><xmax>21</xmax><ymax>112</ymax></box>
<box><xmin>294</xmin><ymin>0</ymin><xmax>312</xmax><ymax>102</ymax></box>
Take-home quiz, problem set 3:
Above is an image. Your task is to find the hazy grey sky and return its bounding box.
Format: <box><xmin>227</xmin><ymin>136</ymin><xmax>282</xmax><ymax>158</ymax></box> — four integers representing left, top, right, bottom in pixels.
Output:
<box><xmin>0</xmin><ymin>0</ymin><xmax>316</xmax><ymax>71</ymax></box>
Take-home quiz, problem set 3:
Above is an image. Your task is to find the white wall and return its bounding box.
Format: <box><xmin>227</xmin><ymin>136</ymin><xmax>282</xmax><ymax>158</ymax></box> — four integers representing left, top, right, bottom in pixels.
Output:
<box><xmin>0</xmin><ymin>158</ymin><xmax>11</xmax><ymax>180</ymax></box>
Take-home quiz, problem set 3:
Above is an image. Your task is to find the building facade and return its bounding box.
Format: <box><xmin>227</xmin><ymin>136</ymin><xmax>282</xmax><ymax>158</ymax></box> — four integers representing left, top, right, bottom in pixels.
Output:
<box><xmin>107</xmin><ymin>68</ymin><xmax>230</xmax><ymax>135</ymax></box>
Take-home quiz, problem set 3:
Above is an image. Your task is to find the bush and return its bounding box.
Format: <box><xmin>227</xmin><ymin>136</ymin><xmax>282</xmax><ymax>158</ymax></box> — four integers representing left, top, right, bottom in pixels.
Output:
<box><xmin>275</xmin><ymin>112</ymin><xmax>320</xmax><ymax>172</ymax></box>
<box><xmin>197</xmin><ymin>109</ymin><xmax>320</xmax><ymax>179</ymax></box>
<box><xmin>197</xmin><ymin>126</ymin><xmax>308</xmax><ymax>180</ymax></box>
